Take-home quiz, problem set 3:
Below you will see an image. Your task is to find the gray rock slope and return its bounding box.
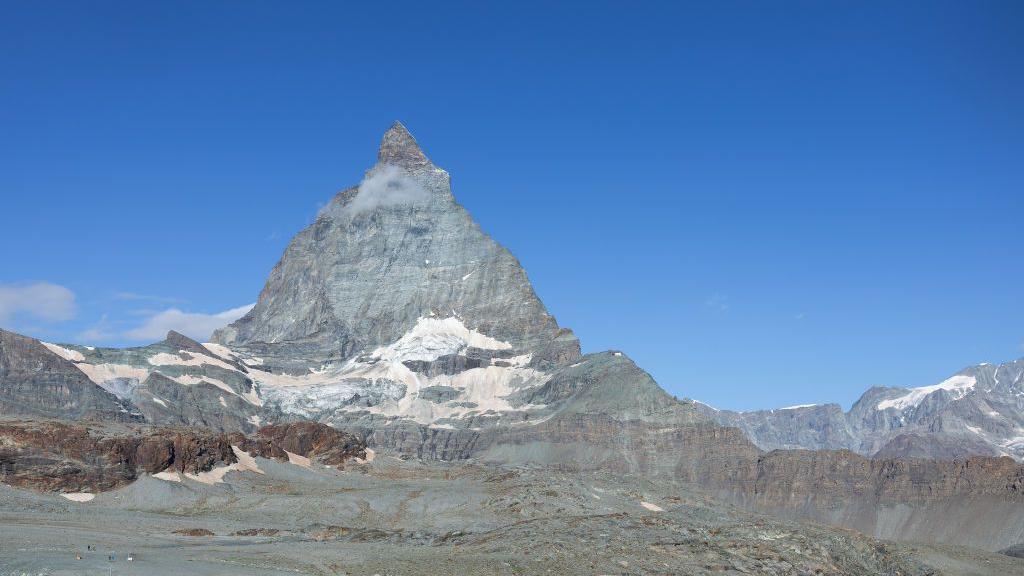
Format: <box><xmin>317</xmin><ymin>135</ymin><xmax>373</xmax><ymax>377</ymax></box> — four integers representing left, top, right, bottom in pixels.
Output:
<box><xmin>696</xmin><ymin>358</ymin><xmax>1024</xmax><ymax>460</ymax></box>
<box><xmin>213</xmin><ymin>122</ymin><xmax>579</xmax><ymax>371</ymax></box>
<box><xmin>0</xmin><ymin>329</ymin><xmax>137</xmax><ymax>422</ymax></box>
<box><xmin>23</xmin><ymin>330</ymin><xmax>261</xmax><ymax>433</ymax></box>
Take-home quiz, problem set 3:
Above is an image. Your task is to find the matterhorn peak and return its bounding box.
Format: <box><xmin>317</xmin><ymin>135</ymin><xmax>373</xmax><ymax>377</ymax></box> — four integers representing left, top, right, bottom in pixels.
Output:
<box><xmin>377</xmin><ymin>121</ymin><xmax>431</xmax><ymax>169</ymax></box>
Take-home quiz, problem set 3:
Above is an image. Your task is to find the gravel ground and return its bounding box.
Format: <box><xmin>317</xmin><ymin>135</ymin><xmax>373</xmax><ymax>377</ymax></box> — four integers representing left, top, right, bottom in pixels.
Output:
<box><xmin>1</xmin><ymin>456</ymin><xmax>1020</xmax><ymax>576</ymax></box>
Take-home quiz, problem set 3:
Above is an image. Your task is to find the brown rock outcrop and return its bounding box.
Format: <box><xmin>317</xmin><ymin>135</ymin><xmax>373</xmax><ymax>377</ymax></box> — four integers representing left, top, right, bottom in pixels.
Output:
<box><xmin>0</xmin><ymin>419</ymin><xmax>365</xmax><ymax>493</ymax></box>
<box><xmin>749</xmin><ymin>449</ymin><xmax>1024</xmax><ymax>507</ymax></box>
<box><xmin>239</xmin><ymin>422</ymin><xmax>366</xmax><ymax>466</ymax></box>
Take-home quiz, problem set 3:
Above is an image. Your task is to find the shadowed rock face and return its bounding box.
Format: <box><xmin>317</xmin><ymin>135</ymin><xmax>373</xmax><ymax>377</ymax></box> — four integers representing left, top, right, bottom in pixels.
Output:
<box><xmin>735</xmin><ymin>449</ymin><xmax>1024</xmax><ymax>551</ymax></box>
<box><xmin>0</xmin><ymin>329</ymin><xmax>138</xmax><ymax>422</ymax></box>
<box><xmin>213</xmin><ymin>122</ymin><xmax>580</xmax><ymax>370</ymax></box>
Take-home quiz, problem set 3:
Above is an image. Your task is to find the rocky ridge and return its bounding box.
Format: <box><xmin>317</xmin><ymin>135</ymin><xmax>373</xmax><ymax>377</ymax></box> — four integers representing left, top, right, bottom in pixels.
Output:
<box><xmin>696</xmin><ymin>357</ymin><xmax>1024</xmax><ymax>461</ymax></box>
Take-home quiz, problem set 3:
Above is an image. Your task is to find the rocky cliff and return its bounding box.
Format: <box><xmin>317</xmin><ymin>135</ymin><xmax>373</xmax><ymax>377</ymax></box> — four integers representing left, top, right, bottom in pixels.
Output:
<box><xmin>0</xmin><ymin>329</ymin><xmax>138</xmax><ymax>422</ymax></box>
<box><xmin>0</xmin><ymin>419</ymin><xmax>364</xmax><ymax>493</ymax></box>
<box><xmin>738</xmin><ymin>449</ymin><xmax>1024</xmax><ymax>551</ymax></box>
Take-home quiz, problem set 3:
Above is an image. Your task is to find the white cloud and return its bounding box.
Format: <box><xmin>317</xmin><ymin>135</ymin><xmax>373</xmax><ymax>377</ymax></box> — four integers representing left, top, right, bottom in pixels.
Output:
<box><xmin>123</xmin><ymin>304</ymin><xmax>254</xmax><ymax>342</ymax></box>
<box><xmin>76</xmin><ymin>314</ymin><xmax>116</xmax><ymax>342</ymax></box>
<box><xmin>0</xmin><ymin>282</ymin><xmax>76</xmax><ymax>324</ymax></box>
<box><xmin>343</xmin><ymin>164</ymin><xmax>429</xmax><ymax>216</ymax></box>
<box><xmin>705</xmin><ymin>293</ymin><xmax>730</xmax><ymax>313</ymax></box>
<box><xmin>114</xmin><ymin>292</ymin><xmax>182</xmax><ymax>304</ymax></box>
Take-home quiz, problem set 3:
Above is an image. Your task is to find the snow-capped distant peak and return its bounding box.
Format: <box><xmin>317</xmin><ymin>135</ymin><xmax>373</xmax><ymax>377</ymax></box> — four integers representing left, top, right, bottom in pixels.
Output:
<box><xmin>777</xmin><ymin>404</ymin><xmax>818</xmax><ymax>411</ymax></box>
<box><xmin>875</xmin><ymin>375</ymin><xmax>976</xmax><ymax>411</ymax></box>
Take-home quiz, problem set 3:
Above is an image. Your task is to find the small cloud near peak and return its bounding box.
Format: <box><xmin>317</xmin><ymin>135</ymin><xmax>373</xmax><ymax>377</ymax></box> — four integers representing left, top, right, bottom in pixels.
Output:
<box><xmin>122</xmin><ymin>304</ymin><xmax>254</xmax><ymax>342</ymax></box>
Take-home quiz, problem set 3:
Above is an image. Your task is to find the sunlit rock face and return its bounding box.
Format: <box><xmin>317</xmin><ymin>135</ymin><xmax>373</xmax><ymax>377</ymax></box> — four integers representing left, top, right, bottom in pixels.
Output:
<box><xmin>213</xmin><ymin>122</ymin><xmax>580</xmax><ymax>372</ymax></box>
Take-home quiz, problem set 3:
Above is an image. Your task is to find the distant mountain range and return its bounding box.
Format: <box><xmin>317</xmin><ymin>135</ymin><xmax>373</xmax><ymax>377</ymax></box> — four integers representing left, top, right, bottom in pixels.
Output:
<box><xmin>694</xmin><ymin>358</ymin><xmax>1024</xmax><ymax>460</ymax></box>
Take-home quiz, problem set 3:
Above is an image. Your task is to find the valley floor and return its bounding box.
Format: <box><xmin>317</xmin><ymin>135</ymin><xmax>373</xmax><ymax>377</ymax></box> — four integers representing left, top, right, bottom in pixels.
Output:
<box><xmin>0</xmin><ymin>456</ymin><xmax>1019</xmax><ymax>576</ymax></box>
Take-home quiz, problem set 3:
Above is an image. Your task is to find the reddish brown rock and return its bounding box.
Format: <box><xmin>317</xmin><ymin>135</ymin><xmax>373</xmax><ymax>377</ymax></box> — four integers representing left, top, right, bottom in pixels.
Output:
<box><xmin>240</xmin><ymin>421</ymin><xmax>366</xmax><ymax>467</ymax></box>
<box><xmin>174</xmin><ymin>528</ymin><xmax>215</xmax><ymax>537</ymax></box>
<box><xmin>0</xmin><ymin>419</ymin><xmax>364</xmax><ymax>493</ymax></box>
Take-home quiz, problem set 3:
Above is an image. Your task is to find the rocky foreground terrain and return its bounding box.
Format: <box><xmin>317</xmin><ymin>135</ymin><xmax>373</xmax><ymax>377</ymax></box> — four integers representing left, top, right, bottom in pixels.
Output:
<box><xmin>2</xmin><ymin>123</ymin><xmax>1023</xmax><ymax>574</ymax></box>
<box><xmin>2</xmin><ymin>450</ymin><xmax>1021</xmax><ymax>576</ymax></box>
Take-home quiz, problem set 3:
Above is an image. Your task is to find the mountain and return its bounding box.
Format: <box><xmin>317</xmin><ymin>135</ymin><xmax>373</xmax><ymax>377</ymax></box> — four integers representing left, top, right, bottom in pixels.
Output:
<box><xmin>2</xmin><ymin>123</ymin><xmax>1023</xmax><ymax>559</ymax></box>
<box><xmin>212</xmin><ymin>122</ymin><xmax>579</xmax><ymax>371</ymax></box>
<box><xmin>696</xmin><ymin>357</ymin><xmax>1024</xmax><ymax>460</ymax></box>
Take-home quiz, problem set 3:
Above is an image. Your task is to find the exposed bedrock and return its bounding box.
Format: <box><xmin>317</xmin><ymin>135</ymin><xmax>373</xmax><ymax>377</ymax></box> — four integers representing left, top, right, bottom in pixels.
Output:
<box><xmin>0</xmin><ymin>420</ymin><xmax>365</xmax><ymax>493</ymax></box>
<box><xmin>0</xmin><ymin>329</ymin><xmax>139</xmax><ymax>422</ymax></box>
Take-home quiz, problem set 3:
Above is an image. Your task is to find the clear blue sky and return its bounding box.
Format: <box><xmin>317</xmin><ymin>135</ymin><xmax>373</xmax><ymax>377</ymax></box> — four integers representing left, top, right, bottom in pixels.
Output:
<box><xmin>2</xmin><ymin>1</ymin><xmax>1021</xmax><ymax>410</ymax></box>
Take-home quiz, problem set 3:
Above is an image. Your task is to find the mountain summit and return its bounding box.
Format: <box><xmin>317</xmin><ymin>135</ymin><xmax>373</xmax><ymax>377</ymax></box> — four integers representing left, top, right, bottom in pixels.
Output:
<box><xmin>212</xmin><ymin>123</ymin><xmax>580</xmax><ymax>373</ymax></box>
<box><xmin>377</xmin><ymin>121</ymin><xmax>431</xmax><ymax>168</ymax></box>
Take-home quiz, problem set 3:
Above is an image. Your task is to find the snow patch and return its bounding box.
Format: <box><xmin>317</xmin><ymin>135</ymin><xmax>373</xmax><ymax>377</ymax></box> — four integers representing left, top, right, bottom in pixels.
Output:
<box><xmin>371</xmin><ymin>316</ymin><xmax>512</xmax><ymax>364</ymax></box>
<box><xmin>640</xmin><ymin>501</ymin><xmax>664</xmax><ymax>512</ymax></box>
<box><xmin>241</xmin><ymin>386</ymin><xmax>262</xmax><ymax>406</ymax></box>
<box><xmin>42</xmin><ymin>342</ymin><xmax>85</xmax><ymax>362</ymax></box>
<box><xmin>168</xmin><ymin>374</ymin><xmax>238</xmax><ymax>397</ymax></box>
<box><xmin>201</xmin><ymin>342</ymin><xmax>236</xmax><ymax>361</ymax></box>
<box><xmin>286</xmin><ymin>451</ymin><xmax>312</xmax><ymax>468</ymax></box>
<box><xmin>148</xmin><ymin>351</ymin><xmax>238</xmax><ymax>372</ymax></box>
<box><xmin>777</xmin><ymin>404</ymin><xmax>818</xmax><ymax>410</ymax></box>
<box><xmin>61</xmin><ymin>492</ymin><xmax>94</xmax><ymax>502</ymax></box>
<box><xmin>152</xmin><ymin>397</ymin><xmax>168</xmax><ymax>408</ymax></box>
<box><xmin>355</xmin><ymin>448</ymin><xmax>376</xmax><ymax>464</ymax></box>
<box><xmin>73</xmin><ymin>363</ymin><xmax>151</xmax><ymax>398</ymax></box>
<box><xmin>153</xmin><ymin>470</ymin><xmax>182</xmax><ymax>482</ymax></box>
<box><xmin>875</xmin><ymin>375</ymin><xmax>977</xmax><ymax>411</ymax></box>
<box><xmin>254</xmin><ymin>318</ymin><xmax>545</xmax><ymax>426</ymax></box>
<box><xmin>184</xmin><ymin>446</ymin><xmax>263</xmax><ymax>484</ymax></box>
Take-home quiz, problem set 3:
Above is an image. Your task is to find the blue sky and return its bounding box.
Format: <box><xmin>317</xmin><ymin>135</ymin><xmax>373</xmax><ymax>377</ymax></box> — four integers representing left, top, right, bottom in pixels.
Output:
<box><xmin>1</xmin><ymin>1</ymin><xmax>1021</xmax><ymax>410</ymax></box>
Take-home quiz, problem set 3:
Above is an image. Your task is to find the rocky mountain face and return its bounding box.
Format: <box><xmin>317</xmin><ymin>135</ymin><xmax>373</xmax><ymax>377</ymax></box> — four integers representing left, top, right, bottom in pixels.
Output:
<box><xmin>212</xmin><ymin>122</ymin><xmax>579</xmax><ymax>372</ymax></box>
<box><xmin>0</xmin><ymin>329</ymin><xmax>138</xmax><ymax>422</ymax></box>
<box><xmin>31</xmin><ymin>330</ymin><xmax>262</xmax><ymax>432</ymax></box>
<box><xmin>696</xmin><ymin>358</ymin><xmax>1024</xmax><ymax>461</ymax></box>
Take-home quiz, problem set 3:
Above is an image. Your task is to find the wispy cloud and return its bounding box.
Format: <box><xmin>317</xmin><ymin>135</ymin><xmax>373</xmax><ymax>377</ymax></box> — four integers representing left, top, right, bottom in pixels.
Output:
<box><xmin>123</xmin><ymin>304</ymin><xmax>254</xmax><ymax>342</ymax></box>
<box><xmin>114</xmin><ymin>292</ymin><xmax>183</xmax><ymax>304</ymax></box>
<box><xmin>705</xmin><ymin>293</ymin><xmax>730</xmax><ymax>313</ymax></box>
<box><xmin>795</xmin><ymin>312</ymin><xmax>806</xmax><ymax>320</ymax></box>
<box><xmin>77</xmin><ymin>314</ymin><xmax>115</xmax><ymax>342</ymax></box>
<box><xmin>0</xmin><ymin>282</ymin><xmax>76</xmax><ymax>324</ymax></box>
<box><xmin>337</xmin><ymin>164</ymin><xmax>429</xmax><ymax>217</ymax></box>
